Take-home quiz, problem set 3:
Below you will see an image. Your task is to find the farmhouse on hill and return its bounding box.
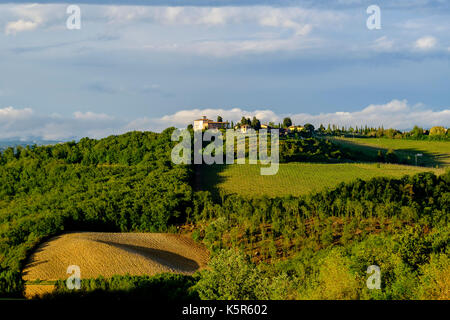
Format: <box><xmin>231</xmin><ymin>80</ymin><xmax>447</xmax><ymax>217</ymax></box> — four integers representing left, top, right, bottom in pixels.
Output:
<box><xmin>193</xmin><ymin>116</ymin><xmax>229</xmax><ymax>131</ymax></box>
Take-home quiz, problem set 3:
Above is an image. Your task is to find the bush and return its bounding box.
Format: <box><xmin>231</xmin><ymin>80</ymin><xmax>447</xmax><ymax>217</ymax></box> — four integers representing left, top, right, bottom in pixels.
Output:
<box><xmin>418</xmin><ymin>253</ymin><xmax>450</xmax><ymax>300</ymax></box>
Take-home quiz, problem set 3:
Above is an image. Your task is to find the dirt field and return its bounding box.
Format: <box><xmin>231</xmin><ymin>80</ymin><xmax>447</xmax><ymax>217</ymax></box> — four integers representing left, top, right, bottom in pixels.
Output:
<box><xmin>23</xmin><ymin>232</ymin><xmax>209</xmax><ymax>298</ymax></box>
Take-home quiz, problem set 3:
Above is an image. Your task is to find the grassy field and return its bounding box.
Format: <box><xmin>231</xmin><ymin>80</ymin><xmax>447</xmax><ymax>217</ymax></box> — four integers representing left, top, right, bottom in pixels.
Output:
<box><xmin>330</xmin><ymin>137</ymin><xmax>450</xmax><ymax>167</ymax></box>
<box><xmin>197</xmin><ymin>162</ymin><xmax>446</xmax><ymax>198</ymax></box>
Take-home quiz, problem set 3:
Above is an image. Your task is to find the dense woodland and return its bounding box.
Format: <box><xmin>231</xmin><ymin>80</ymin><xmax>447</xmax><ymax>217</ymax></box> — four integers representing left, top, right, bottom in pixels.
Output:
<box><xmin>0</xmin><ymin>128</ymin><xmax>448</xmax><ymax>299</ymax></box>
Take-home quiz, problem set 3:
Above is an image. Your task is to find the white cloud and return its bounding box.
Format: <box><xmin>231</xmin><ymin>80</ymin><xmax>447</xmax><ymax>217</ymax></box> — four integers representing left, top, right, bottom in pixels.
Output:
<box><xmin>157</xmin><ymin>100</ymin><xmax>449</xmax><ymax>131</ymax></box>
<box><xmin>3</xmin><ymin>3</ymin><xmax>65</xmax><ymax>35</ymax></box>
<box><xmin>1</xmin><ymin>101</ymin><xmax>449</xmax><ymax>140</ymax></box>
<box><xmin>0</xmin><ymin>106</ymin><xmax>33</xmax><ymax>119</ymax></box>
<box><xmin>258</xmin><ymin>8</ymin><xmax>313</xmax><ymax>36</ymax></box>
<box><xmin>73</xmin><ymin>111</ymin><xmax>114</xmax><ymax>121</ymax></box>
<box><xmin>143</xmin><ymin>34</ymin><xmax>321</xmax><ymax>57</ymax></box>
<box><xmin>414</xmin><ymin>36</ymin><xmax>437</xmax><ymax>50</ymax></box>
<box><xmin>161</xmin><ymin>108</ymin><xmax>279</xmax><ymax>126</ymax></box>
<box><xmin>5</xmin><ymin>19</ymin><xmax>39</xmax><ymax>35</ymax></box>
<box><xmin>290</xmin><ymin>100</ymin><xmax>449</xmax><ymax>129</ymax></box>
<box><xmin>372</xmin><ymin>36</ymin><xmax>395</xmax><ymax>51</ymax></box>
<box><xmin>102</xmin><ymin>5</ymin><xmax>338</xmax><ymax>40</ymax></box>
<box><xmin>0</xmin><ymin>107</ymin><xmax>121</xmax><ymax>140</ymax></box>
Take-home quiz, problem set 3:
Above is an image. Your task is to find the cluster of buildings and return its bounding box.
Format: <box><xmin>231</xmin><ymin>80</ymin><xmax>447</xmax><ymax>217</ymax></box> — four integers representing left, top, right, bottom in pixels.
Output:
<box><xmin>193</xmin><ymin>116</ymin><xmax>305</xmax><ymax>134</ymax></box>
<box><xmin>193</xmin><ymin>116</ymin><xmax>229</xmax><ymax>131</ymax></box>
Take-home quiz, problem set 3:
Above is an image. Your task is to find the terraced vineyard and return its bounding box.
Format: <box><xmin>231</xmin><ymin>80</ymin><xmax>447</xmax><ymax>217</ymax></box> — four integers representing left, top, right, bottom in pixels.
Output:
<box><xmin>197</xmin><ymin>162</ymin><xmax>446</xmax><ymax>198</ymax></box>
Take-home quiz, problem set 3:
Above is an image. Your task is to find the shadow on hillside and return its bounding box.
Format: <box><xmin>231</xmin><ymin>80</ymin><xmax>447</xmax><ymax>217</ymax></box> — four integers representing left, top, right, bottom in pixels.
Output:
<box><xmin>96</xmin><ymin>240</ymin><xmax>201</xmax><ymax>273</ymax></box>
<box><xmin>22</xmin><ymin>234</ymin><xmax>202</xmax><ymax>280</ymax></box>
<box><xmin>331</xmin><ymin>138</ymin><xmax>447</xmax><ymax>168</ymax></box>
<box><xmin>21</xmin><ymin>238</ymin><xmax>58</xmax><ymax>278</ymax></box>
<box><xmin>194</xmin><ymin>164</ymin><xmax>227</xmax><ymax>202</ymax></box>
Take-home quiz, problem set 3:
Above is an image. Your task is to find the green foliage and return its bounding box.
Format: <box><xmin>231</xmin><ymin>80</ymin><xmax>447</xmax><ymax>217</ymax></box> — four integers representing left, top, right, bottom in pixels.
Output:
<box><xmin>282</xmin><ymin>117</ymin><xmax>292</xmax><ymax>128</ymax></box>
<box><xmin>194</xmin><ymin>249</ymin><xmax>262</xmax><ymax>299</ymax></box>
<box><xmin>418</xmin><ymin>253</ymin><xmax>449</xmax><ymax>300</ymax></box>
<box><xmin>279</xmin><ymin>138</ymin><xmax>350</xmax><ymax>162</ymax></box>
<box><xmin>40</xmin><ymin>273</ymin><xmax>199</xmax><ymax>300</ymax></box>
<box><xmin>192</xmin><ymin>170</ymin><xmax>450</xmax><ymax>299</ymax></box>
<box><xmin>385</xmin><ymin>149</ymin><xmax>398</xmax><ymax>163</ymax></box>
<box><xmin>194</xmin><ymin>249</ymin><xmax>291</xmax><ymax>300</ymax></box>
<box><xmin>1</xmin><ymin>126</ymin><xmax>448</xmax><ymax>300</ymax></box>
<box><xmin>0</xmin><ymin>130</ymin><xmax>193</xmax><ymax>297</ymax></box>
<box><xmin>397</xmin><ymin>226</ymin><xmax>432</xmax><ymax>268</ymax></box>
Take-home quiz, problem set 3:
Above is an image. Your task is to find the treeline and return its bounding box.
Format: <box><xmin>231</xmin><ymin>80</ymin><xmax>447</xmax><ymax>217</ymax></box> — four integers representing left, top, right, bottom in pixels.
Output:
<box><xmin>280</xmin><ymin>138</ymin><xmax>354</xmax><ymax>162</ymax></box>
<box><xmin>316</xmin><ymin>124</ymin><xmax>449</xmax><ymax>141</ymax></box>
<box><xmin>209</xmin><ymin>114</ymin><xmax>448</xmax><ymax>141</ymax></box>
<box><xmin>0</xmin><ymin>129</ymin><xmax>193</xmax><ymax>296</ymax></box>
<box><xmin>194</xmin><ymin>130</ymin><xmax>366</xmax><ymax>163</ymax></box>
<box><xmin>38</xmin><ymin>273</ymin><xmax>199</xmax><ymax>301</ymax></box>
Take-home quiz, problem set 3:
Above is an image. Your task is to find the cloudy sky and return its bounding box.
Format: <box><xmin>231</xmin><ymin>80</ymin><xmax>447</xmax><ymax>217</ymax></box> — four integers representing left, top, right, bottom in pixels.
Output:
<box><xmin>1</xmin><ymin>0</ymin><xmax>449</xmax><ymax>140</ymax></box>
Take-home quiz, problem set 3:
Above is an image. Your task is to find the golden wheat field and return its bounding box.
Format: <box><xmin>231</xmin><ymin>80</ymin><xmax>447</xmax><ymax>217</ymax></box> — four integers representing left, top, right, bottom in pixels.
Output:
<box><xmin>23</xmin><ymin>232</ymin><xmax>209</xmax><ymax>298</ymax></box>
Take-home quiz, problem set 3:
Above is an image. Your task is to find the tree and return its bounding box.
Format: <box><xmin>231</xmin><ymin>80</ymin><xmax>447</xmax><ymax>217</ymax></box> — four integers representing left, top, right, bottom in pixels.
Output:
<box><xmin>217</xmin><ymin>116</ymin><xmax>223</xmax><ymax>122</ymax></box>
<box><xmin>429</xmin><ymin>126</ymin><xmax>446</xmax><ymax>137</ymax></box>
<box><xmin>194</xmin><ymin>249</ymin><xmax>262</xmax><ymax>299</ymax></box>
<box><xmin>240</xmin><ymin>117</ymin><xmax>250</xmax><ymax>126</ymax></box>
<box><xmin>410</xmin><ymin>125</ymin><xmax>423</xmax><ymax>139</ymax></box>
<box><xmin>385</xmin><ymin>149</ymin><xmax>398</xmax><ymax>163</ymax></box>
<box><xmin>304</xmin><ymin>123</ymin><xmax>315</xmax><ymax>136</ymax></box>
<box><xmin>319</xmin><ymin>124</ymin><xmax>325</xmax><ymax>133</ymax></box>
<box><xmin>377</xmin><ymin>150</ymin><xmax>385</xmax><ymax>162</ymax></box>
<box><xmin>282</xmin><ymin>117</ymin><xmax>292</xmax><ymax>128</ymax></box>
<box><xmin>251</xmin><ymin>117</ymin><xmax>261</xmax><ymax>130</ymax></box>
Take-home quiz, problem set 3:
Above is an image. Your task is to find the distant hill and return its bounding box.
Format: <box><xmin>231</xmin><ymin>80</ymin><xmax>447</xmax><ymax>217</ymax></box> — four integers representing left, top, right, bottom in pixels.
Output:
<box><xmin>0</xmin><ymin>139</ymin><xmax>64</xmax><ymax>151</ymax></box>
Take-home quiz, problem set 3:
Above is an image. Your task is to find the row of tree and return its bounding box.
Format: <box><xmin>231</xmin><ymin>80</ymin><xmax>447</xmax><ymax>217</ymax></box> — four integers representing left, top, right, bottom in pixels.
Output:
<box><xmin>194</xmin><ymin>115</ymin><xmax>448</xmax><ymax>141</ymax></box>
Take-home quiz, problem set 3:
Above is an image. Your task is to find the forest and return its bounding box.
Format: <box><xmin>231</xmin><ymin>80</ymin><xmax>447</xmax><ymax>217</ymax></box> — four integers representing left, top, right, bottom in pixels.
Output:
<box><xmin>0</xmin><ymin>128</ymin><xmax>448</xmax><ymax>299</ymax></box>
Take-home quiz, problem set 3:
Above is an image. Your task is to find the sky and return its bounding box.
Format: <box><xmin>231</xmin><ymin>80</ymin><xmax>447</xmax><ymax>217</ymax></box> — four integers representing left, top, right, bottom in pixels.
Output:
<box><xmin>0</xmin><ymin>0</ymin><xmax>449</xmax><ymax>140</ymax></box>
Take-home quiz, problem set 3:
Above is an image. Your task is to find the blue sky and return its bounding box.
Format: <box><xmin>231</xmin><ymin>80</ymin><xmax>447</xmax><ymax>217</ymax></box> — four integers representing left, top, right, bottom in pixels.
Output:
<box><xmin>0</xmin><ymin>1</ymin><xmax>449</xmax><ymax>140</ymax></box>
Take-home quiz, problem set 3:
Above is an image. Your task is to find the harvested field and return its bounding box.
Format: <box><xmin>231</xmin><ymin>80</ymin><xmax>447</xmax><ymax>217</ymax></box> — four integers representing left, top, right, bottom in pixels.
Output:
<box><xmin>24</xmin><ymin>284</ymin><xmax>55</xmax><ymax>299</ymax></box>
<box><xmin>23</xmin><ymin>232</ymin><xmax>209</xmax><ymax>298</ymax></box>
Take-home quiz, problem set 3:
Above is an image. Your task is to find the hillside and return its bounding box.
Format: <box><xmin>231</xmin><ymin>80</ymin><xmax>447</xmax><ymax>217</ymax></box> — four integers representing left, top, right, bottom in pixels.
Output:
<box><xmin>0</xmin><ymin>129</ymin><xmax>194</xmax><ymax>297</ymax></box>
<box><xmin>23</xmin><ymin>232</ymin><xmax>208</xmax><ymax>298</ymax></box>
<box><xmin>197</xmin><ymin>162</ymin><xmax>445</xmax><ymax>198</ymax></box>
<box><xmin>330</xmin><ymin>137</ymin><xmax>450</xmax><ymax>167</ymax></box>
<box><xmin>0</xmin><ymin>128</ymin><xmax>448</xmax><ymax>300</ymax></box>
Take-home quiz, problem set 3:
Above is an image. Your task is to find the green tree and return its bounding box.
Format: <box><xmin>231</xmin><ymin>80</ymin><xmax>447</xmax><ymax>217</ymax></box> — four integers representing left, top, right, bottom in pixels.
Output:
<box><xmin>282</xmin><ymin>117</ymin><xmax>292</xmax><ymax>128</ymax></box>
<box><xmin>410</xmin><ymin>125</ymin><xmax>423</xmax><ymax>139</ymax></box>
<box><xmin>194</xmin><ymin>249</ymin><xmax>262</xmax><ymax>300</ymax></box>
<box><xmin>429</xmin><ymin>126</ymin><xmax>446</xmax><ymax>137</ymax></box>
<box><xmin>385</xmin><ymin>149</ymin><xmax>398</xmax><ymax>163</ymax></box>
<box><xmin>251</xmin><ymin>117</ymin><xmax>261</xmax><ymax>130</ymax></box>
